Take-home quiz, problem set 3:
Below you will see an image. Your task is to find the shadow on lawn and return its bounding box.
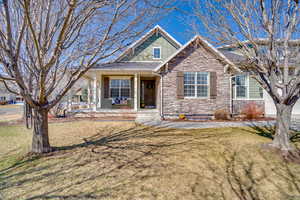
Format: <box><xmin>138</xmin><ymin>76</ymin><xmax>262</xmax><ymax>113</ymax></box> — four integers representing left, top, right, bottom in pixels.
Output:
<box><xmin>239</xmin><ymin>122</ymin><xmax>300</xmax><ymax>143</ymax></box>
<box><xmin>1</xmin><ymin>124</ymin><xmax>300</xmax><ymax>199</ymax></box>
<box><xmin>190</xmin><ymin>150</ymin><xmax>300</xmax><ymax>200</ymax></box>
<box><xmin>0</xmin><ymin>124</ymin><xmax>195</xmax><ymax>199</ymax></box>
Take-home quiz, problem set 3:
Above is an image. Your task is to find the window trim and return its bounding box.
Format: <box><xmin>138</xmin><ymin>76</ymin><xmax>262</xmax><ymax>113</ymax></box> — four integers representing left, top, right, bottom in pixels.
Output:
<box><xmin>109</xmin><ymin>79</ymin><xmax>131</xmax><ymax>99</ymax></box>
<box><xmin>233</xmin><ymin>74</ymin><xmax>264</xmax><ymax>100</ymax></box>
<box><xmin>153</xmin><ymin>47</ymin><xmax>161</xmax><ymax>59</ymax></box>
<box><xmin>184</xmin><ymin>72</ymin><xmax>210</xmax><ymax>99</ymax></box>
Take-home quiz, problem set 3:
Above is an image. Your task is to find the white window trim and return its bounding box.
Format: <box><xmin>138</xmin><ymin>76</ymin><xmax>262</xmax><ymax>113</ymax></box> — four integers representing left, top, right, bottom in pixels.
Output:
<box><xmin>109</xmin><ymin>79</ymin><xmax>131</xmax><ymax>99</ymax></box>
<box><xmin>153</xmin><ymin>47</ymin><xmax>161</xmax><ymax>59</ymax></box>
<box><xmin>184</xmin><ymin>72</ymin><xmax>210</xmax><ymax>99</ymax></box>
<box><xmin>233</xmin><ymin>74</ymin><xmax>264</xmax><ymax>100</ymax></box>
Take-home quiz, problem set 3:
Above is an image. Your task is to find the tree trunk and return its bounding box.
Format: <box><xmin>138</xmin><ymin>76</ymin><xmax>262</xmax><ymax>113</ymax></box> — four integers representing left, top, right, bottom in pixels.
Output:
<box><xmin>31</xmin><ymin>108</ymin><xmax>52</xmax><ymax>153</ymax></box>
<box><xmin>271</xmin><ymin>104</ymin><xmax>294</xmax><ymax>151</ymax></box>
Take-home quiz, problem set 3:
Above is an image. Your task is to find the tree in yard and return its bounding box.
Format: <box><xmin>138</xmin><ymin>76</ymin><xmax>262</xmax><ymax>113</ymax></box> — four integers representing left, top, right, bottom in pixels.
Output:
<box><xmin>188</xmin><ymin>0</ymin><xmax>300</xmax><ymax>153</ymax></box>
<box><xmin>0</xmin><ymin>0</ymin><xmax>172</xmax><ymax>153</ymax></box>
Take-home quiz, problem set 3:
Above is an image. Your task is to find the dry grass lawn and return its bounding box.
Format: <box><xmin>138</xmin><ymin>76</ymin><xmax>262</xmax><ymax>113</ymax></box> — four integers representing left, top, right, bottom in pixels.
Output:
<box><xmin>0</xmin><ymin>121</ymin><xmax>300</xmax><ymax>200</ymax></box>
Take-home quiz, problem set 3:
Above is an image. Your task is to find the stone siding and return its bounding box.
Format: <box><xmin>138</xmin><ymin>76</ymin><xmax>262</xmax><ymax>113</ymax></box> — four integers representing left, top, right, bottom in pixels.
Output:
<box><xmin>162</xmin><ymin>44</ymin><xmax>231</xmax><ymax>119</ymax></box>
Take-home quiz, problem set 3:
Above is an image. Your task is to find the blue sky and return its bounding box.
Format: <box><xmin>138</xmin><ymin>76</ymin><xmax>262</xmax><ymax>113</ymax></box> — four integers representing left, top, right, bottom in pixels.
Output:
<box><xmin>156</xmin><ymin>3</ymin><xmax>195</xmax><ymax>45</ymax></box>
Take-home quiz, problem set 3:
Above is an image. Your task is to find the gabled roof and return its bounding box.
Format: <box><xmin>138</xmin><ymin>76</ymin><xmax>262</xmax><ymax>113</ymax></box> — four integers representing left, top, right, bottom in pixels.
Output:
<box><xmin>115</xmin><ymin>25</ymin><xmax>182</xmax><ymax>62</ymax></box>
<box><xmin>154</xmin><ymin>35</ymin><xmax>236</xmax><ymax>72</ymax></box>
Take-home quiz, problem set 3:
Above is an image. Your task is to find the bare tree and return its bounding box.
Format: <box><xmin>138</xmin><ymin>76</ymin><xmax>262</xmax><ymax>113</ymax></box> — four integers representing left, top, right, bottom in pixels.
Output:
<box><xmin>187</xmin><ymin>0</ymin><xmax>300</xmax><ymax>153</ymax></box>
<box><xmin>0</xmin><ymin>0</ymin><xmax>172</xmax><ymax>153</ymax></box>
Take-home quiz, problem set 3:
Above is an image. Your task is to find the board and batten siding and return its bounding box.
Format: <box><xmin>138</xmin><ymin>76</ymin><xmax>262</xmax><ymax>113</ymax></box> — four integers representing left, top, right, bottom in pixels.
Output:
<box><xmin>120</xmin><ymin>33</ymin><xmax>179</xmax><ymax>62</ymax></box>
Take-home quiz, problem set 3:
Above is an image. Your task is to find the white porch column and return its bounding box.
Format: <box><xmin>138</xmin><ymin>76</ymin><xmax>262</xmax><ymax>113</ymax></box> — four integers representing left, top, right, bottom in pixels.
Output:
<box><xmin>87</xmin><ymin>80</ymin><xmax>91</xmax><ymax>109</ymax></box>
<box><xmin>93</xmin><ymin>77</ymin><xmax>97</xmax><ymax>111</ymax></box>
<box><xmin>67</xmin><ymin>93</ymin><xmax>72</xmax><ymax>112</ymax></box>
<box><xmin>134</xmin><ymin>73</ymin><xmax>139</xmax><ymax>111</ymax></box>
<box><xmin>98</xmin><ymin>76</ymin><xmax>102</xmax><ymax>108</ymax></box>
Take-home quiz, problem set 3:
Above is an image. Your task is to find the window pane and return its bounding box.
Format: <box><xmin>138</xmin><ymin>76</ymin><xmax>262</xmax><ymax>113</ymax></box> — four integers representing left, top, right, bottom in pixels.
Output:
<box><xmin>111</xmin><ymin>88</ymin><xmax>119</xmax><ymax>98</ymax></box>
<box><xmin>184</xmin><ymin>85</ymin><xmax>195</xmax><ymax>97</ymax></box>
<box><xmin>121</xmin><ymin>88</ymin><xmax>130</xmax><ymax>98</ymax></box>
<box><xmin>197</xmin><ymin>72</ymin><xmax>208</xmax><ymax>85</ymax></box>
<box><xmin>121</xmin><ymin>80</ymin><xmax>130</xmax><ymax>88</ymax></box>
<box><xmin>236</xmin><ymin>75</ymin><xmax>246</xmax><ymax>86</ymax></box>
<box><xmin>153</xmin><ymin>48</ymin><xmax>161</xmax><ymax>58</ymax></box>
<box><xmin>184</xmin><ymin>72</ymin><xmax>195</xmax><ymax>84</ymax></box>
<box><xmin>197</xmin><ymin>85</ymin><xmax>208</xmax><ymax>97</ymax></box>
<box><xmin>110</xmin><ymin>79</ymin><xmax>120</xmax><ymax>88</ymax></box>
<box><xmin>236</xmin><ymin>86</ymin><xmax>247</xmax><ymax>98</ymax></box>
<box><xmin>249</xmin><ymin>78</ymin><xmax>263</xmax><ymax>99</ymax></box>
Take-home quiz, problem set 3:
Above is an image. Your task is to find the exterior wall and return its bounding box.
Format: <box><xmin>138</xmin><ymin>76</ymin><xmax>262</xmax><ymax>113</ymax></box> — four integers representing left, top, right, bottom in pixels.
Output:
<box><xmin>232</xmin><ymin>100</ymin><xmax>265</xmax><ymax>115</ymax></box>
<box><xmin>121</xmin><ymin>33</ymin><xmax>178</xmax><ymax>62</ymax></box>
<box><xmin>162</xmin><ymin>44</ymin><xmax>231</xmax><ymax>118</ymax></box>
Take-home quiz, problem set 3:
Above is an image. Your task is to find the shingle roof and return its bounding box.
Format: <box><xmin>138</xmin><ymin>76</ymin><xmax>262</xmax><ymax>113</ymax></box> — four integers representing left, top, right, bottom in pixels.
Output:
<box><xmin>92</xmin><ymin>62</ymin><xmax>161</xmax><ymax>72</ymax></box>
<box><xmin>218</xmin><ymin>50</ymin><xmax>246</xmax><ymax>64</ymax></box>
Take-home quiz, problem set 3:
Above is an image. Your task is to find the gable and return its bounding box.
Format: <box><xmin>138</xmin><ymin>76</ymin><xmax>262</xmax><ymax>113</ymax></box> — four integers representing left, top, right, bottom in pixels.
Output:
<box><xmin>116</xmin><ymin>25</ymin><xmax>181</xmax><ymax>62</ymax></box>
<box><xmin>120</xmin><ymin>33</ymin><xmax>179</xmax><ymax>62</ymax></box>
<box><xmin>166</xmin><ymin>42</ymin><xmax>227</xmax><ymax>72</ymax></box>
<box><xmin>155</xmin><ymin>35</ymin><xmax>236</xmax><ymax>72</ymax></box>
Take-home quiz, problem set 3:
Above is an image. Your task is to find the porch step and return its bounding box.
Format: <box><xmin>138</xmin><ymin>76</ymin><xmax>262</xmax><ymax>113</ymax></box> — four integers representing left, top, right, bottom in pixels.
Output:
<box><xmin>135</xmin><ymin>111</ymin><xmax>162</xmax><ymax>124</ymax></box>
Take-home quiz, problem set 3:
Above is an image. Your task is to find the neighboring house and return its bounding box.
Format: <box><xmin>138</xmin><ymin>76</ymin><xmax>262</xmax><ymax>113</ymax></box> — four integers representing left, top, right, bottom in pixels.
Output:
<box><xmin>0</xmin><ymin>83</ymin><xmax>23</xmax><ymax>104</ymax></box>
<box><xmin>82</xmin><ymin>25</ymin><xmax>276</xmax><ymax>119</ymax></box>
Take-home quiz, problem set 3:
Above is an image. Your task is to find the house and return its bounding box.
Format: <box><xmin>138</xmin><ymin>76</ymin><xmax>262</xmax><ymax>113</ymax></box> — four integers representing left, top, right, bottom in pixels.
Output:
<box><xmin>81</xmin><ymin>25</ymin><xmax>289</xmax><ymax>120</ymax></box>
<box><xmin>0</xmin><ymin>83</ymin><xmax>23</xmax><ymax>104</ymax></box>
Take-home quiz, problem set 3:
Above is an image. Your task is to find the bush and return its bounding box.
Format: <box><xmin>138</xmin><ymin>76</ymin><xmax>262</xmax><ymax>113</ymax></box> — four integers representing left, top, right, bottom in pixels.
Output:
<box><xmin>179</xmin><ymin>114</ymin><xmax>186</xmax><ymax>120</ymax></box>
<box><xmin>0</xmin><ymin>101</ymin><xmax>8</xmax><ymax>105</ymax></box>
<box><xmin>214</xmin><ymin>109</ymin><xmax>230</xmax><ymax>120</ymax></box>
<box><xmin>241</xmin><ymin>102</ymin><xmax>264</xmax><ymax>120</ymax></box>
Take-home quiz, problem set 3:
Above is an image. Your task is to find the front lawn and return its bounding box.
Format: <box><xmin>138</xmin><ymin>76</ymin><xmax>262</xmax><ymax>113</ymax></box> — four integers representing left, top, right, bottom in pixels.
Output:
<box><xmin>0</xmin><ymin>121</ymin><xmax>299</xmax><ymax>200</ymax></box>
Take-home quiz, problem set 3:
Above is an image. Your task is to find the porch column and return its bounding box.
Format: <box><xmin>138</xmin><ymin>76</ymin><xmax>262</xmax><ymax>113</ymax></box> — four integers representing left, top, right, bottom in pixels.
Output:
<box><xmin>98</xmin><ymin>75</ymin><xmax>102</xmax><ymax>108</ymax></box>
<box><xmin>87</xmin><ymin>80</ymin><xmax>91</xmax><ymax>109</ymax></box>
<box><xmin>134</xmin><ymin>73</ymin><xmax>140</xmax><ymax>111</ymax></box>
<box><xmin>67</xmin><ymin>93</ymin><xmax>72</xmax><ymax>112</ymax></box>
<box><xmin>93</xmin><ymin>77</ymin><xmax>97</xmax><ymax>111</ymax></box>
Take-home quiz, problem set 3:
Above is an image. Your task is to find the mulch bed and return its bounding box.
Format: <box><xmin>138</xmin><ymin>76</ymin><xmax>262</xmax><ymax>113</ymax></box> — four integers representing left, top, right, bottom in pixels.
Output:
<box><xmin>166</xmin><ymin>117</ymin><xmax>275</xmax><ymax>123</ymax></box>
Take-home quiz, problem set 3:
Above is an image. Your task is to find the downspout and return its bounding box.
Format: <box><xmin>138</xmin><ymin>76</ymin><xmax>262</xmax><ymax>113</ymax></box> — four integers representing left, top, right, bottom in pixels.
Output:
<box><xmin>160</xmin><ymin>73</ymin><xmax>163</xmax><ymax>119</ymax></box>
<box><xmin>229</xmin><ymin>75</ymin><xmax>233</xmax><ymax>115</ymax></box>
<box><xmin>225</xmin><ymin>64</ymin><xmax>234</xmax><ymax>116</ymax></box>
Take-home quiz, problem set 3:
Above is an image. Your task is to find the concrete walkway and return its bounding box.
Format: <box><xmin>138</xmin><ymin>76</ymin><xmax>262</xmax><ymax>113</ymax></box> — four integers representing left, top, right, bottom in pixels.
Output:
<box><xmin>142</xmin><ymin>120</ymin><xmax>276</xmax><ymax>129</ymax></box>
<box><xmin>141</xmin><ymin>119</ymin><xmax>300</xmax><ymax>131</ymax></box>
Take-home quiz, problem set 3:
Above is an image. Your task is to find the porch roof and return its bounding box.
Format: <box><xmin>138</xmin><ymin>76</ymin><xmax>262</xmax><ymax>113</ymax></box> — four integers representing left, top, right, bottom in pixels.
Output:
<box><xmin>92</xmin><ymin>62</ymin><xmax>161</xmax><ymax>72</ymax></box>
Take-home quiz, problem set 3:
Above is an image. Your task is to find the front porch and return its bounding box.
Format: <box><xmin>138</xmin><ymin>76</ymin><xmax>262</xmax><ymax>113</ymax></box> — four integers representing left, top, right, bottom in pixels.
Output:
<box><xmin>73</xmin><ymin>71</ymin><xmax>161</xmax><ymax>115</ymax></box>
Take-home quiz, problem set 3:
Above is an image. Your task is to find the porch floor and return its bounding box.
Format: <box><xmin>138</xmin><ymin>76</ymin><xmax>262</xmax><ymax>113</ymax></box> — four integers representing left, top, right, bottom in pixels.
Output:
<box><xmin>75</xmin><ymin>108</ymin><xmax>159</xmax><ymax>113</ymax></box>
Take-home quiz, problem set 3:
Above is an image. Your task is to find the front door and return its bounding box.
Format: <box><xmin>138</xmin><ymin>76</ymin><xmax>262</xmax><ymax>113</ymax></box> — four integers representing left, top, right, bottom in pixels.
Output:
<box><xmin>141</xmin><ymin>80</ymin><xmax>156</xmax><ymax>109</ymax></box>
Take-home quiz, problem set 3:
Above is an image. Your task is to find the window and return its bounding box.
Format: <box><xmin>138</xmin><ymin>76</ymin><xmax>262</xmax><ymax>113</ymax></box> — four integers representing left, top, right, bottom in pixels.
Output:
<box><xmin>153</xmin><ymin>47</ymin><xmax>161</xmax><ymax>59</ymax></box>
<box><xmin>233</xmin><ymin>74</ymin><xmax>263</xmax><ymax>99</ymax></box>
<box><xmin>110</xmin><ymin>79</ymin><xmax>130</xmax><ymax>98</ymax></box>
<box><xmin>235</xmin><ymin>75</ymin><xmax>247</xmax><ymax>98</ymax></box>
<box><xmin>184</xmin><ymin>72</ymin><xmax>209</xmax><ymax>98</ymax></box>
